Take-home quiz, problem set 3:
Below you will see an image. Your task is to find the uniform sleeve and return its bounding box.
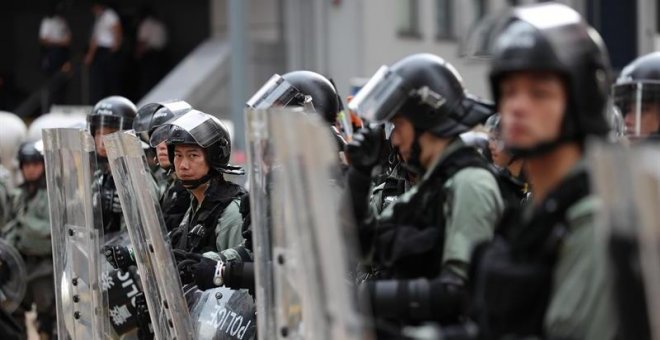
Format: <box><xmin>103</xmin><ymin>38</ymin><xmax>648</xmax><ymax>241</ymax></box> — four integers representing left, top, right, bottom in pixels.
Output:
<box><xmin>215</xmin><ymin>199</ymin><xmax>245</xmax><ymax>252</ymax></box>
<box><xmin>442</xmin><ymin>168</ymin><xmax>503</xmax><ymax>279</ymax></box>
<box><xmin>544</xmin><ymin>197</ymin><xmax>618</xmax><ymax>339</ymax></box>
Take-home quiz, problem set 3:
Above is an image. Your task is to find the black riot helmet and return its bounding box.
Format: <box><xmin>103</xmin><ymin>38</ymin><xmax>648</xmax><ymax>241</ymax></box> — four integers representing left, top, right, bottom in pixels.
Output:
<box><xmin>612</xmin><ymin>52</ymin><xmax>660</xmax><ymax>138</ymax></box>
<box><xmin>150</xmin><ymin>109</ymin><xmax>244</xmax><ymax>188</ymax></box>
<box><xmin>247</xmin><ymin>70</ymin><xmax>340</xmax><ymax>124</ymax></box>
<box><xmin>133</xmin><ymin>100</ymin><xmax>192</xmax><ymax>143</ymax></box>
<box><xmin>349</xmin><ymin>53</ymin><xmax>495</xmax><ymax>137</ymax></box>
<box><xmin>17</xmin><ymin>140</ymin><xmax>44</xmax><ymax>168</ymax></box>
<box><xmin>88</xmin><ymin>96</ymin><xmax>137</xmax><ymax>136</ymax></box>
<box><xmin>480</xmin><ymin>3</ymin><xmax>612</xmax><ymax>155</ymax></box>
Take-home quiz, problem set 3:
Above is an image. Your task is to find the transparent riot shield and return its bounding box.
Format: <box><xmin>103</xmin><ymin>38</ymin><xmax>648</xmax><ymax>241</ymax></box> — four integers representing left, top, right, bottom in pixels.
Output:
<box><xmin>588</xmin><ymin>141</ymin><xmax>660</xmax><ymax>339</ymax></box>
<box><xmin>103</xmin><ymin>131</ymin><xmax>194</xmax><ymax>339</ymax></box>
<box><xmin>0</xmin><ymin>239</ymin><xmax>26</xmax><ymax>313</ymax></box>
<box><xmin>42</xmin><ymin>128</ymin><xmax>110</xmax><ymax>339</ymax></box>
<box><xmin>187</xmin><ymin>286</ymin><xmax>257</xmax><ymax>339</ymax></box>
<box><xmin>246</xmin><ymin>107</ymin><xmax>369</xmax><ymax>340</ymax></box>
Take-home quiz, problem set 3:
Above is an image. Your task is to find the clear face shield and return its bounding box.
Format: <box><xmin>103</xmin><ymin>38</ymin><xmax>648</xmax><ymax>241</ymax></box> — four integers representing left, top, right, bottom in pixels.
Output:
<box><xmin>149</xmin><ymin>110</ymin><xmax>225</xmax><ymax>148</ymax></box>
<box><xmin>246</xmin><ymin>74</ymin><xmax>305</xmax><ymax>110</ymax></box>
<box><xmin>347</xmin><ymin>65</ymin><xmax>409</xmax><ymax>124</ymax></box>
<box><xmin>612</xmin><ymin>82</ymin><xmax>660</xmax><ymax>138</ymax></box>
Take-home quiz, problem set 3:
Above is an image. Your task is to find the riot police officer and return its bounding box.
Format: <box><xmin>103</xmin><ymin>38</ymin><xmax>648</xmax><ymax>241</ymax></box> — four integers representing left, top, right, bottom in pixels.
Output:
<box><xmin>247</xmin><ymin>70</ymin><xmax>340</xmax><ymax>124</ymax></box>
<box><xmin>3</xmin><ymin>141</ymin><xmax>55</xmax><ymax>339</ymax></box>
<box><xmin>133</xmin><ymin>100</ymin><xmax>192</xmax><ymax>231</ymax></box>
<box><xmin>466</xmin><ymin>3</ymin><xmax>618</xmax><ymax>339</ymax></box>
<box><xmin>181</xmin><ymin>70</ymin><xmax>346</xmax><ymax>292</ymax></box>
<box><xmin>149</xmin><ymin>110</ymin><xmax>246</xmax><ymax>256</ymax></box>
<box><xmin>346</xmin><ymin>53</ymin><xmax>503</xmax><ymax>329</ymax></box>
<box><xmin>613</xmin><ymin>52</ymin><xmax>660</xmax><ymax>140</ymax></box>
<box><xmin>485</xmin><ymin>114</ymin><xmax>529</xmax><ymax>212</ymax></box>
<box><xmin>88</xmin><ymin>95</ymin><xmax>137</xmax><ymax>234</ymax></box>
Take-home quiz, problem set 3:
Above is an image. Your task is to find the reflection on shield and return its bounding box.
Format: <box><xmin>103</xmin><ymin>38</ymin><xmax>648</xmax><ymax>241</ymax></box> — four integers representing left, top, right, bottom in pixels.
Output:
<box><xmin>104</xmin><ymin>131</ymin><xmax>194</xmax><ymax>339</ymax></box>
<box><xmin>588</xmin><ymin>141</ymin><xmax>660</xmax><ymax>339</ymax></box>
<box><xmin>42</xmin><ymin>128</ymin><xmax>110</xmax><ymax>339</ymax></box>
<box><xmin>246</xmin><ymin>107</ymin><xmax>370</xmax><ymax>340</ymax></box>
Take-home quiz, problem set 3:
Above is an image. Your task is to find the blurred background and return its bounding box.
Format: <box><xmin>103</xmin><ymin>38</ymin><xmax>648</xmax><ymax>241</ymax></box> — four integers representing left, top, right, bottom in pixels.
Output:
<box><xmin>0</xmin><ymin>0</ymin><xmax>658</xmax><ymax>150</ymax></box>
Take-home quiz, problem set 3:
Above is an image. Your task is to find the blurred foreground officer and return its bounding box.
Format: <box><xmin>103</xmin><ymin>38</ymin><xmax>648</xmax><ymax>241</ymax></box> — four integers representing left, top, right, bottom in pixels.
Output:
<box><xmin>347</xmin><ymin>53</ymin><xmax>502</xmax><ymax>329</ymax></box>
<box><xmin>467</xmin><ymin>3</ymin><xmax>618</xmax><ymax>339</ymax></box>
<box><xmin>3</xmin><ymin>141</ymin><xmax>55</xmax><ymax>339</ymax></box>
<box><xmin>613</xmin><ymin>52</ymin><xmax>660</xmax><ymax>140</ymax></box>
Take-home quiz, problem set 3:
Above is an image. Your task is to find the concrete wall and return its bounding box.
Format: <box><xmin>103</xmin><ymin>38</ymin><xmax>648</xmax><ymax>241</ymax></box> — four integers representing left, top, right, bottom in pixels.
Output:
<box><xmin>292</xmin><ymin>0</ymin><xmax>649</xmax><ymax>101</ymax></box>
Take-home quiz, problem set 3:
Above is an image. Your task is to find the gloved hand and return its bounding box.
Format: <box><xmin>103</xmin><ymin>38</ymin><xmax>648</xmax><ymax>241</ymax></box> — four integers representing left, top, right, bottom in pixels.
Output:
<box><xmin>104</xmin><ymin>245</ymin><xmax>135</xmax><ymax>270</ymax></box>
<box><xmin>135</xmin><ymin>292</ymin><xmax>154</xmax><ymax>339</ymax></box>
<box><xmin>175</xmin><ymin>251</ymin><xmax>224</xmax><ymax>290</ymax></box>
<box><xmin>345</xmin><ymin>126</ymin><xmax>384</xmax><ymax>175</ymax></box>
<box><xmin>0</xmin><ymin>258</ymin><xmax>11</xmax><ymax>286</ymax></box>
<box><xmin>111</xmin><ymin>192</ymin><xmax>122</xmax><ymax>214</ymax></box>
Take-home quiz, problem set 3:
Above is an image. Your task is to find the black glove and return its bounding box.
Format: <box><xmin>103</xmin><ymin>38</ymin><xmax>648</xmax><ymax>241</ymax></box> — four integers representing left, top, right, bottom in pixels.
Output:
<box><xmin>104</xmin><ymin>245</ymin><xmax>135</xmax><ymax>270</ymax></box>
<box><xmin>111</xmin><ymin>192</ymin><xmax>122</xmax><ymax>214</ymax></box>
<box><xmin>175</xmin><ymin>251</ymin><xmax>224</xmax><ymax>290</ymax></box>
<box><xmin>0</xmin><ymin>258</ymin><xmax>11</xmax><ymax>286</ymax></box>
<box><xmin>345</xmin><ymin>127</ymin><xmax>384</xmax><ymax>175</ymax></box>
<box><xmin>135</xmin><ymin>292</ymin><xmax>154</xmax><ymax>340</ymax></box>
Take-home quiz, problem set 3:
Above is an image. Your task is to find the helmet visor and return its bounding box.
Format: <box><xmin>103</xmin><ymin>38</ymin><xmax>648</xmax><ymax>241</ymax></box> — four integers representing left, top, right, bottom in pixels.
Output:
<box><xmin>612</xmin><ymin>82</ymin><xmax>660</xmax><ymax>138</ymax></box>
<box><xmin>87</xmin><ymin>115</ymin><xmax>132</xmax><ymax>135</ymax></box>
<box><xmin>149</xmin><ymin>110</ymin><xmax>224</xmax><ymax>148</ymax></box>
<box><xmin>347</xmin><ymin>65</ymin><xmax>409</xmax><ymax>123</ymax></box>
<box><xmin>246</xmin><ymin>74</ymin><xmax>303</xmax><ymax>109</ymax></box>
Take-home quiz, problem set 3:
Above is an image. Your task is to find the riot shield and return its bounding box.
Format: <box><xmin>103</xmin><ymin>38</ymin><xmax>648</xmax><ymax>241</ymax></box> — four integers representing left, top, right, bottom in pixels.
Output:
<box><xmin>0</xmin><ymin>239</ymin><xmax>26</xmax><ymax>313</ymax></box>
<box><xmin>187</xmin><ymin>286</ymin><xmax>257</xmax><ymax>340</ymax></box>
<box><xmin>42</xmin><ymin>128</ymin><xmax>110</xmax><ymax>339</ymax></box>
<box><xmin>246</xmin><ymin>107</ymin><xmax>369</xmax><ymax>340</ymax></box>
<box><xmin>103</xmin><ymin>131</ymin><xmax>194</xmax><ymax>339</ymax></box>
<box><xmin>588</xmin><ymin>141</ymin><xmax>660</xmax><ymax>339</ymax></box>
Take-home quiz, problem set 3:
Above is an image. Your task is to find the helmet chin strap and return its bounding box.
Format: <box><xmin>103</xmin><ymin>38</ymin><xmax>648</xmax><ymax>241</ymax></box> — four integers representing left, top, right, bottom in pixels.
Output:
<box><xmin>180</xmin><ymin>172</ymin><xmax>214</xmax><ymax>189</ymax></box>
<box><xmin>400</xmin><ymin>129</ymin><xmax>425</xmax><ymax>176</ymax></box>
<box><xmin>506</xmin><ymin>135</ymin><xmax>572</xmax><ymax>159</ymax></box>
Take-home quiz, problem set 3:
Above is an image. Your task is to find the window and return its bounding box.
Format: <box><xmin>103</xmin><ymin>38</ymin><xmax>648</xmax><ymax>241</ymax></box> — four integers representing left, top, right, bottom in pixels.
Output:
<box><xmin>436</xmin><ymin>0</ymin><xmax>454</xmax><ymax>40</ymax></box>
<box><xmin>474</xmin><ymin>0</ymin><xmax>487</xmax><ymax>21</ymax></box>
<box><xmin>397</xmin><ymin>0</ymin><xmax>421</xmax><ymax>38</ymax></box>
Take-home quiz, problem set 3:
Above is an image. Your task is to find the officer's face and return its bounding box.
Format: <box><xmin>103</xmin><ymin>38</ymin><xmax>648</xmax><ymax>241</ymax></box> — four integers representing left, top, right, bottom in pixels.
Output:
<box><xmin>498</xmin><ymin>71</ymin><xmax>567</xmax><ymax>150</ymax></box>
<box><xmin>173</xmin><ymin>145</ymin><xmax>209</xmax><ymax>181</ymax></box>
<box><xmin>156</xmin><ymin>142</ymin><xmax>170</xmax><ymax>168</ymax></box>
<box><xmin>94</xmin><ymin>127</ymin><xmax>119</xmax><ymax>158</ymax></box>
<box><xmin>22</xmin><ymin>161</ymin><xmax>44</xmax><ymax>182</ymax></box>
<box><xmin>390</xmin><ymin>115</ymin><xmax>415</xmax><ymax>163</ymax></box>
<box><xmin>623</xmin><ymin>102</ymin><xmax>660</xmax><ymax>138</ymax></box>
<box><xmin>488</xmin><ymin>133</ymin><xmax>510</xmax><ymax>167</ymax></box>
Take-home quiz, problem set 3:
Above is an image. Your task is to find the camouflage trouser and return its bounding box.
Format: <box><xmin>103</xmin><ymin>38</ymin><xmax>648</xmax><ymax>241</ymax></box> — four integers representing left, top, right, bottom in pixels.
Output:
<box><xmin>13</xmin><ymin>255</ymin><xmax>55</xmax><ymax>337</ymax></box>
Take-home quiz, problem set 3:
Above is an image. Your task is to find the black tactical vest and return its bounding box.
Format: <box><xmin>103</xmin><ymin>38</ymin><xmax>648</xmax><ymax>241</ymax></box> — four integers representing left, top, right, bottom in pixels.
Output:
<box><xmin>470</xmin><ymin>170</ymin><xmax>589</xmax><ymax>339</ymax></box>
<box><xmin>160</xmin><ymin>176</ymin><xmax>191</xmax><ymax>232</ymax></box>
<box><xmin>374</xmin><ymin>146</ymin><xmax>491</xmax><ymax>280</ymax></box>
<box><xmin>169</xmin><ymin>178</ymin><xmax>245</xmax><ymax>254</ymax></box>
